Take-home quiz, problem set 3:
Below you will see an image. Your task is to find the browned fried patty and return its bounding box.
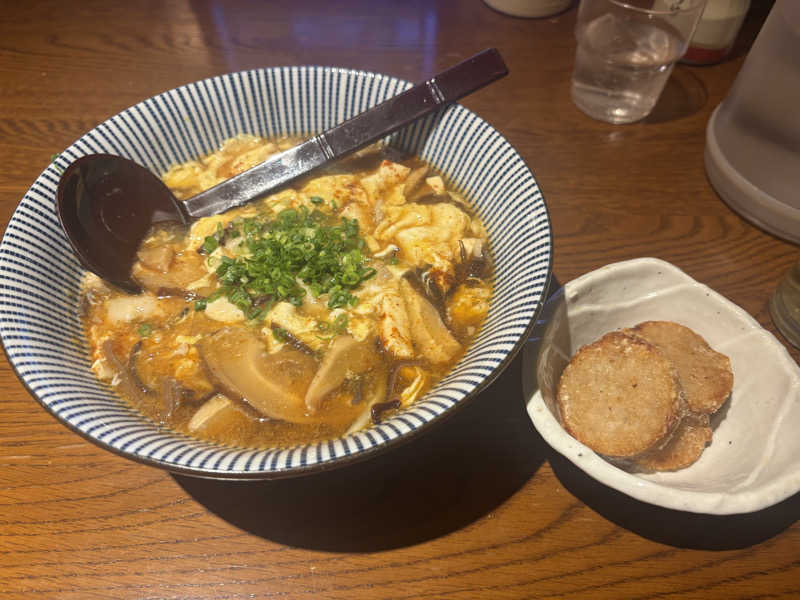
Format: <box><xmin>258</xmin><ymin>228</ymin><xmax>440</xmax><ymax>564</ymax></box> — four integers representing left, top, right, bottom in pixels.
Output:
<box><xmin>634</xmin><ymin>413</ymin><xmax>713</xmax><ymax>472</ymax></box>
<box><xmin>556</xmin><ymin>331</ymin><xmax>684</xmax><ymax>458</ymax></box>
<box><xmin>627</xmin><ymin>321</ymin><xmax>733</xmax><ymax>415</ymax></box>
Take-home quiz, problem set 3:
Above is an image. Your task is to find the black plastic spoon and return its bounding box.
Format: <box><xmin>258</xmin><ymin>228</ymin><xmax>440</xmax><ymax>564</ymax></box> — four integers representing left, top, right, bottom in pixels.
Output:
<box><xmin>56</xmin><ymin>49</ymin><xmax>507</xmax><ymax>293</ymax></box>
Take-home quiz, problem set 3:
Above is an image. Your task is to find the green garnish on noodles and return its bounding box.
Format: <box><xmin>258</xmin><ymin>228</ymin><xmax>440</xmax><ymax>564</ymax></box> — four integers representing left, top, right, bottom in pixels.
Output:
<box><xmin>200</xmin><ymin>207</ymin><xmax>376</xmax><ymax>319</ymax></box>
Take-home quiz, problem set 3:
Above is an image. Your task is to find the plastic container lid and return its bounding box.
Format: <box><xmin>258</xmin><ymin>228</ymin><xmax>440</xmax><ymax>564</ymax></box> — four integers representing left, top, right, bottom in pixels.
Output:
<box><xmin>705</xmin><ymin>107</ymin><xmax>800</xmax><ymax>244</ymax></box>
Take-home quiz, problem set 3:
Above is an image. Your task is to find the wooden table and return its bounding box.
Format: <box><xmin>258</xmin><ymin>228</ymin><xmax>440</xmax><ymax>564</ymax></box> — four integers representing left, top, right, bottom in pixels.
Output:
<box><xmin>2</xmin><ymin>1</ymin><xmax>798</xmax><ymax>598</ymax></box>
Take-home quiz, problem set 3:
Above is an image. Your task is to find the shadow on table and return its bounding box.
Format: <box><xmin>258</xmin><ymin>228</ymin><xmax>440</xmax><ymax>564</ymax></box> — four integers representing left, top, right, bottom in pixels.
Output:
<box><xmin>644</xmin><ymin>67</ymin><xmax>708</xmax><ymax>124</ymax></box>
<box><xmin>547</xmin><ymin>446</ymin><xmax>800</xmax><ymax>550</ymax></box>
<box><xmin>527</xmin><ymin>279</ymin><xmax>800</xmax><ymax>550</ymax></box>
<box><xmin>173</xmin><ymin>352</ymin><xmax>547</xmax><ymax>552</ymax></box>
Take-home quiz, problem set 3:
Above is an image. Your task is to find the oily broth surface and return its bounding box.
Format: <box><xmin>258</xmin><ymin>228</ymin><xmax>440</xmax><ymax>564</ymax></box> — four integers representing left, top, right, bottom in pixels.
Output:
<box><xmin>81</xmin><ymin>134</ymin><xmax>493</xmax><ymax>449</ymax></box>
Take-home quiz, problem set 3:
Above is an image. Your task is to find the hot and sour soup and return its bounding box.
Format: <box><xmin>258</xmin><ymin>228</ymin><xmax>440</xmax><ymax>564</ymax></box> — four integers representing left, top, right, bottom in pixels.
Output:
<box><xmin>81</xmin><ymin>135</ymin><xmax>493</xmax><ymax>448</ymax></box>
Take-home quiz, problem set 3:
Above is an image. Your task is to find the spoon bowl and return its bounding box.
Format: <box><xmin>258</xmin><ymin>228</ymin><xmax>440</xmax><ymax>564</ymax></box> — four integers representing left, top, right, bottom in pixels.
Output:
<box><xmin>57</xmin><ymin>154</ymin><xmax>186</xmax><ymax>292</ymax></box>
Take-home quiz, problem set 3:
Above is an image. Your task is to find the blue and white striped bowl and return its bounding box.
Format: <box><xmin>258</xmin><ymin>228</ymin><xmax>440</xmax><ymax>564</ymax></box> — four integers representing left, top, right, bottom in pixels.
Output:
<box><xmin>0</xmin><ymin>66</ymin><xmax>552</xmax><ymax>478</ymax></box>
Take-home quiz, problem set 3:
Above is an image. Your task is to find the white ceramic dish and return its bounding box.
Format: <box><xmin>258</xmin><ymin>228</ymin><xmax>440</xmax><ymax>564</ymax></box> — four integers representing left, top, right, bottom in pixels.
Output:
<box><xmin>523</xmin><ymin>257</ymin><xmax>800</xmax><ymax>515</ymax></box>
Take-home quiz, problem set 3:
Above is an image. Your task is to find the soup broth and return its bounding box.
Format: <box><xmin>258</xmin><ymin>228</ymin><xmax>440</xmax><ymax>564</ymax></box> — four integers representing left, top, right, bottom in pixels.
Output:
<box><xmin>81</xmin><ymin>135</ymin><xmax>493</xmax><ymax>448</ymax></box>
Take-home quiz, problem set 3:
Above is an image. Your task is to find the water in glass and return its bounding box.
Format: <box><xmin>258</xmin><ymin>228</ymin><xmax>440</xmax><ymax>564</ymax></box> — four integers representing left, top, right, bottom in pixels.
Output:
<box><xmin>572</xmin><ymin>13</ymin><xmax>684</xmax><ymax>124</ymax></box>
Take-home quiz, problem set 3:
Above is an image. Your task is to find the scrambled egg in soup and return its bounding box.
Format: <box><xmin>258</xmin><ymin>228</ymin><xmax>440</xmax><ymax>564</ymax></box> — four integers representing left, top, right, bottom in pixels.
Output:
<box><xmin>81</xmin><ymin>135</ymin><xmax>492</xmax><ymax>448</ymax></box>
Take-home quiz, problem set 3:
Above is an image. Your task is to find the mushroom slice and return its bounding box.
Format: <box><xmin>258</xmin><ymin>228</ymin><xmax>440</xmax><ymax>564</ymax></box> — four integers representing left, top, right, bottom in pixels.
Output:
<box><xmin>403</xmin><ymin>165</ymin><xmax>428</xmax><ymax>197</ymax></box>
<box><xmin>188</xmin><ymin>394</ymin><xmax>245</xmax><ymax>433</ymax></box>
<box><xmin>197</xmin><ymin>327</ymin><xmax>318</xmax><ymax>424</ymax></box>
<box><xmin>305</xmin><ymin>335</ymin><xmax>378</xmax><ymax>412</ymax></box>
<box><xmin>400</xmin><ymin>278</ymin><xmax>461</xmax><ymax>364</ymax></box>
<box><xmin>102</xmin><ymin>340</ymin><xmax>148</xmax><ymax>404</ymax></box>
<box><xmin>188</xmin><ymin>394</ymin><xmax>231</xmax><ymax>431</ymax></box>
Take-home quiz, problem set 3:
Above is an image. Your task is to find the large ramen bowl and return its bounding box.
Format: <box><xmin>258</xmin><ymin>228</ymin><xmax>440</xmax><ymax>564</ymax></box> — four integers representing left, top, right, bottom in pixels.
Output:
<box><xmin>0</xmin><ymin>66</ymin><xmax>552</xmax><ymax>478</ymax></box>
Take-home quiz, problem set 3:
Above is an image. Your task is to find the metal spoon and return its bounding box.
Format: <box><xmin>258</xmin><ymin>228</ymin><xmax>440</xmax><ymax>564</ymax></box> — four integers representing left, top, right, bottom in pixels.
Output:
<box><xmin>56</xmin><ymin>49</ymin><xmax>508</xmax><ymax>293</ymax></box>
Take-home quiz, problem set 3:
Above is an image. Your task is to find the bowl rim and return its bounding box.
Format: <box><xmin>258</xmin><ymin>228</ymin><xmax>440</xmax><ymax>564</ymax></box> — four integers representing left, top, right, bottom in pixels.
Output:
<box><xmin>1</xmin><ymin>65</ymin><xmax>553</xmax><ymax>479</ymax></box>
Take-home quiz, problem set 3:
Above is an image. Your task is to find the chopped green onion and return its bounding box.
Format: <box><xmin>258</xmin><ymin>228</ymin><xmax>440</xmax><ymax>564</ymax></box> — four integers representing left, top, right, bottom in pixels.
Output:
<box><xmin>138</xmin><ymin>323</ymin><xmax>153</xmax><ymax>337</ymax></box>
<box><xmin>310</xmin><ymin>195</ymin><xmax>324</xmax><ymax>205</ymax></box>
<box><xmin>202</xmin><ymin>209</ymin><xmax>374</xmax><ymax>312</ymax></box>
<box><xmin>202</xmin><ymin>236</ymin><xmax>219</xmax><ymax>254</ymax></box>
<box><xmin>332</xmin><ymin>313</ymin><xmax>349</xmax><ymax>334</ymax></box>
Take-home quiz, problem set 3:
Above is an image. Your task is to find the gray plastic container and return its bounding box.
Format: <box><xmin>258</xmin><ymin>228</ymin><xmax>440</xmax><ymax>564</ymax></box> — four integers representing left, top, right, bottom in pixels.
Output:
<box><xmin>705</xmin><ymin>0</ymin><xmax>800</xmax><ymax>243</ymax></box>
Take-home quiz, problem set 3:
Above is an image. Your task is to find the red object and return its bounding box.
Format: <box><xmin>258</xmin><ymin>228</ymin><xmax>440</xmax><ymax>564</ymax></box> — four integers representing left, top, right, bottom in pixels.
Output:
<box><xmin>683</xmin><ymin>44</ymin><xmax>733</xmax><ymax>65</ymax></box>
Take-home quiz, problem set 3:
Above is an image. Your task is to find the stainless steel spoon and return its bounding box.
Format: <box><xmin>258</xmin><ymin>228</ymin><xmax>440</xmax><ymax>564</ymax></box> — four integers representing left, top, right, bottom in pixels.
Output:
<box><xmin>56</xmin><ymin>49</ymin><xmax>507</xmax><ymax>293</ymax></box>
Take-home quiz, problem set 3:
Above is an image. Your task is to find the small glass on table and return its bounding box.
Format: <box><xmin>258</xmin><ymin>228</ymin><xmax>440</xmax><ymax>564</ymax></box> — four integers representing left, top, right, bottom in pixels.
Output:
<box><xmin>770</xmin><ymin>261</ymin><xmax>800</xmax><ymax>349</ymax></box>
<box><xmin>571</xmin><ymin>0</ymin><xmax>707</xmax><ymax>124</ymax></box>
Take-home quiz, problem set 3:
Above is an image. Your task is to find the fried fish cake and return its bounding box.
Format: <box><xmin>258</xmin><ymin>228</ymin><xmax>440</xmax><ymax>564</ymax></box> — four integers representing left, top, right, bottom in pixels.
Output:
<box><xmin>556</xmin><ymin>331</ymin><xmax>684</xmax><ymax>458</ymax></box>
<box><xmin>627</xmin><ymin>321</ymin><xmax>733</xmax><ymax>415</ymax></box>
<box><xmin>634</xmin><ymin>413</ymin><xmax>713</xmax><ymax>472</ymax></box>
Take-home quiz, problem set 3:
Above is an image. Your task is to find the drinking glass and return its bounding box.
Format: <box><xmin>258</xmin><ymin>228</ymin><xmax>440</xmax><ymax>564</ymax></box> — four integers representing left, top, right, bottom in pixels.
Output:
<box><xmin>770</xmin><ymin>261</ymin><xmax>800</xmax><ymax>349</ymax></box>
<box><xmin>571</xmin><ymin>0</ymin><xmax>707</xmax><ymax>124</ymax></box>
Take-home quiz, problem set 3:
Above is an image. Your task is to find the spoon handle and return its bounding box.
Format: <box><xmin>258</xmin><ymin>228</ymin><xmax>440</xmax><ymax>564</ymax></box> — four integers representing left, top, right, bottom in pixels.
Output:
<box><xmin>182</xmin><ymin>48</ymin><xmax>508</xmax><ymax>219</ymax></box>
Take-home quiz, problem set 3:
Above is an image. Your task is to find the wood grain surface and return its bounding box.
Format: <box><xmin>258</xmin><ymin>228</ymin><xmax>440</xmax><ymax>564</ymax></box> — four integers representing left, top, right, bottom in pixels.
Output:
<box><xmin>1</xmin><ymin>1</ymin><xmax>798</xmax><ymax>598</ymax></box>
